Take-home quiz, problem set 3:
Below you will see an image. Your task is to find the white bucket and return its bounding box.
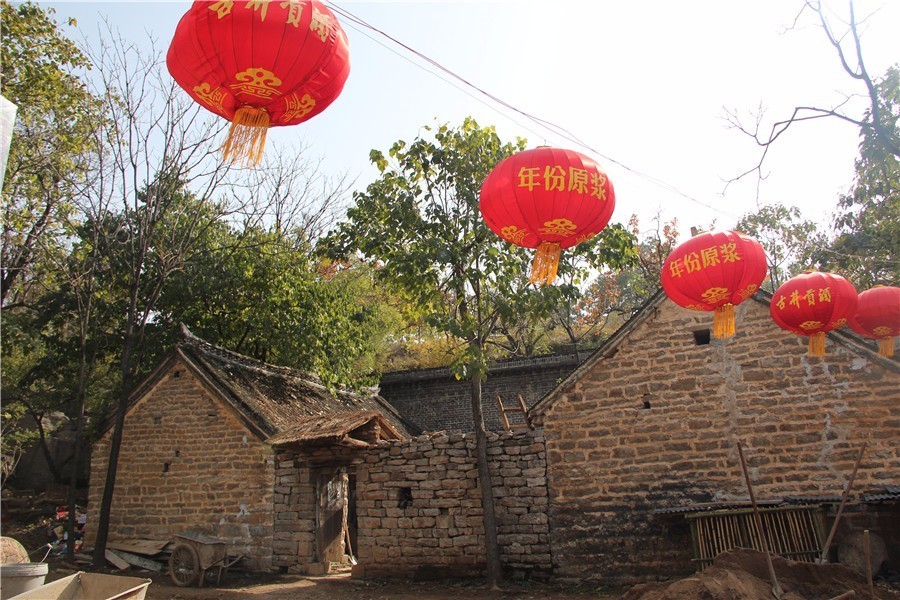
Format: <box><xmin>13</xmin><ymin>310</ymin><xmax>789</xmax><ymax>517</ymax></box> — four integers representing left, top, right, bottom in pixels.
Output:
<box><xmin>0</xmin><ymin>562</ymin><xmax>49</xmax><ymax>599</ymax></box>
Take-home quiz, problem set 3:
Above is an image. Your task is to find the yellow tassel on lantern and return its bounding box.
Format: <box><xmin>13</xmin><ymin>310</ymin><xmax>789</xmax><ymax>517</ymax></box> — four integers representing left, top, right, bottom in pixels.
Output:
<box><xmin>878</xmin><ymin>336</ymin><xmax>895</xmax><ymax>358</ymax></box>
<box><xmin>713</xmin><ymin>303</ymin><xmax>735</xmax><ymax>340</ymax></box>
<box><xmin>808</xmin><ymin>331</ymin><xmax>826</xmax><ymax>357</ymax></box>
<box><xmin>529</xmin><ymin>242</ymin><xmax>561</xmax><ymax>285</ymax></box>
<box><xmin>222</xmin><ymin>107</ymin><xmax>270</xmax><ymax>166</ymax></box>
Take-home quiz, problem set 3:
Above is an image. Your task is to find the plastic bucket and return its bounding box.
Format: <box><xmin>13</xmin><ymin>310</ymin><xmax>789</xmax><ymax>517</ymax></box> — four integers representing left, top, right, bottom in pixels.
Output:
<box><xmin>0</xmin><ymin>562</ymin><xmax>49</xmax><ymax>599</ymax></box>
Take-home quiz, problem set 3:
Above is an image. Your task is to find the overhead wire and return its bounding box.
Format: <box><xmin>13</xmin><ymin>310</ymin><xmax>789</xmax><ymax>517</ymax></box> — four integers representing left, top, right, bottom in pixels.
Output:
<box><xmin>326</xmin><ymin>2</ymin><xmax>897</xmax><ymax>269</ymax></box>
<box><xmin>325</xmin><ymin>1</ymin><xmax>740</xmax><ymax>220</ymax></box>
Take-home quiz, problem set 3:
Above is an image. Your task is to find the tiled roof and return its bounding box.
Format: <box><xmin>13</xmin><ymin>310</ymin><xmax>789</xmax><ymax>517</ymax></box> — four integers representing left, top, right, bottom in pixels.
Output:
<box><xmin>178</xmin><ymin>325</ymin><xmax>415</xmax><ymax>440</ymax></box>
<box><xmin>265</xmin><ymin>410</ymin><xmax>401</xmax><ymax>447</ymax></box>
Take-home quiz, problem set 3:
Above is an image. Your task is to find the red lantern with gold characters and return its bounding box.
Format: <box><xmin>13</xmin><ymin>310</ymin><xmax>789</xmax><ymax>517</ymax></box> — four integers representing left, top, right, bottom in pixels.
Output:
<box><xmin>770</xmin><ymin>271</ymin><xmax>858</xmax><ymax>357</ymax></box>
<box><xmin>660</xmin><ymin>230</ymin><xmax>767</xmax><ymax>339</ymax></box>
<box><xmin>167</xmin><ymin>0</ymin><xmax>350</xmax><ymax>165</ymax></box>
<box><xmin>849</xmin><ymin>285</ymin><xmax>900</xmax><ymax>358</ymax></box>
<box><xmin>479</xmin><ymin>147</ymin><xmax>615</xmax><ymax>285</ymax></box>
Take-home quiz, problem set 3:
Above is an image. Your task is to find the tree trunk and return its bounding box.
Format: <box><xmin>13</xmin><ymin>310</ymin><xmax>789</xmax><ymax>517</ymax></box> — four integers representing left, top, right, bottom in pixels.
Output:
<box><xmin>66</xmin><ymin>333</ymin><xmax>90</xmax><ymax>562</ymax></box>
<box><xmin>91</xmin><ymin>335</ymin><xmax>135</xmax><ymax>568</ymax></box>
<box><xmin>470</xmin><ymin>375</ymin><xmax>502</xmax><ymax>588</ymax></box>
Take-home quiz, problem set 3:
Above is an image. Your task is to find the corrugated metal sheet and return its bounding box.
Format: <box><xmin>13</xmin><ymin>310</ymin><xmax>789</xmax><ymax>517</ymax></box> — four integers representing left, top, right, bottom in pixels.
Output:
<box><xmin>863</xmin><ymin>486</ymin><xmax>900</xmax><ymax>503</ymax></box>
<box><xmin>653</xmin><ymin>496</ymin><xmax>842</xmax><ymax>515</ymax></box>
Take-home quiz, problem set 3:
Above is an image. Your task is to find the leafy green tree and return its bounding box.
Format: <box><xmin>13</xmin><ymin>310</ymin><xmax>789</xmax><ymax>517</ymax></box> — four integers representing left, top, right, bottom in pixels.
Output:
<box><xmin>323</xmin><ymin>118</ymin><xmax>636</xmax><ymax>586</ymax></box>
<box><xmin>736</xmin><ymin>204</ymin><xmax>823</xmax><ymax>291</ymax></box>
<box><xmin>157</xmin><ymin>227</ymin><xmax>400</xmax><ymax>388</ymax></box>
<box><xmin>818</xmin><ymin>66</ymin><xmax>899</xmax><ymax>287</ymax></box>
<box><xmin>1</xmin><ymin>2</ymin><xmax>100</xmax><ymax>304</ymax></box>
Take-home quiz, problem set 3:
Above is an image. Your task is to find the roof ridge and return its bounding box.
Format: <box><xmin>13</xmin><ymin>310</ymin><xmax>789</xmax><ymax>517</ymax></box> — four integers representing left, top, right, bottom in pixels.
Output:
<box><xmin>179</xmin><ymin>322</ymin><xmax>344</xmax><ymax>390</ymax></box>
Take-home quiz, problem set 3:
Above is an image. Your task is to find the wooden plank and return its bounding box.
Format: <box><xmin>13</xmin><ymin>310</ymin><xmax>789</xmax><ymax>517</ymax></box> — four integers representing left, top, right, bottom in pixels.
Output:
<box><xmin>105</xmin><ymin>549</ymin><xmax>129</xmax><ymax>570</ymax></box>
<box><xmin>496</xmin><ymin>395</ymin><xmax>512</xmax><ymax>432</ymax></box>
<box><xmin>108</xmin><ymin>549</ymin><xmax>164</xmax><ymax>572</ymax></box>
<box><xmin>108</xmin><ymin>539</ymin><xmax>169</xmax><ymax>556</ymax></box>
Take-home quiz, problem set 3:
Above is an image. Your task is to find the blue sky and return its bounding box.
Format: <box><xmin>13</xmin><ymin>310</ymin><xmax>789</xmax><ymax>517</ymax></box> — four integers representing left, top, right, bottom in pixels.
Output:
<box><xmin>42</xmin><ymin>0</ymin><xmax>900</xmax><ymax>239</ymax></box>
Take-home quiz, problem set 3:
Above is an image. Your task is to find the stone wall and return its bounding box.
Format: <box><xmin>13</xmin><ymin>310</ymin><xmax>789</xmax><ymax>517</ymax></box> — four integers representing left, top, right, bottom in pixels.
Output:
<box><xmin>272</xmin><ymin>454</ymin><xmax>316</xmax><ymax>571</ymax></box>
<box><xmin>272</xmin><ymin>445</ymin><xmax>365</xmax><ymax>573</ymax></box>
<box><xmin>354</xmin><ymin>429</ymin><xmax>551</xmax><ymax>579</ymax></box>
<box><xmin>533</xmin><ymin>296</ymin><xmax>900</xmax><ymax>585</ymax></box>
<box><xmin>84</xmin><ymin>360</ymin><xmax>276</xmax><ymax>571</ymax></box>
<box><xmin>379</xmin><ymin>353</ymin><xmax>585</xmax><ymax>433</ymax></box>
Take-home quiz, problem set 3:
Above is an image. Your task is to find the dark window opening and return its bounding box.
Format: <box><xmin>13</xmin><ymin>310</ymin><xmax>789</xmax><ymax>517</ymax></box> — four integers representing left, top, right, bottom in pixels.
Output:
<box><xmin>398</xmin><ymin>487</ymin><xmax>413</xmax><ymax>509</ymax></box>
<box><xmin>642</xmin><ymin>396</ymin><xmax>652</xmax><ymax>410</ymax></box>
<box><xmin>693</xmin><ymin>329</ymin><xmax>711</xmax><ymax>346</ymax></box>
<box><xmin>163</xmin><ymin>462</ymin><xmax>170</xmax><ymax>473</ymax></box>
<box><xmin>174</xmin><ymin>450</ymin><xmax>180</xmax><ymax>458</ymax></box>
<box><xmin>172</xmin><ymin>370</ymin><xmax>181</xmax><ymax>378</ymax></box>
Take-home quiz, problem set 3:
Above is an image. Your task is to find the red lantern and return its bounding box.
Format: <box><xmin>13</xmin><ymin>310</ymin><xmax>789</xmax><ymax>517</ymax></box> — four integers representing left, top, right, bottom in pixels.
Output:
<box><xmin>849</xmin><ymin>286</ymin><xmax>900</xmax><ymax>357</ymax></box>
<box><xmin>770</xmin><ymin>271</ymin><xmax>858</xmax><ymax>356</ymax></box>
<box><xmin>166</xmin><ymin>0</ymin><xmax>350</xmax><ymax>165</ymax></box>
<box><xmin>661</xmin><ymin>230</ymin><xmax>767</xmax><ymax>339</ymax></box>
<box><xmin>479</xmin><ymin>147</ymin><xmax>615</xmax><ymax>285</ymax></box>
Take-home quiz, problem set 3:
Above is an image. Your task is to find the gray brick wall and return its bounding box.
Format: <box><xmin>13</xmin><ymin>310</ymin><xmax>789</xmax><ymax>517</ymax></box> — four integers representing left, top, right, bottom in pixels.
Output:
<box><xmin>379</xmin><ymin>353</ymin><xmax>587</xmax><ymax>432</ymax></box>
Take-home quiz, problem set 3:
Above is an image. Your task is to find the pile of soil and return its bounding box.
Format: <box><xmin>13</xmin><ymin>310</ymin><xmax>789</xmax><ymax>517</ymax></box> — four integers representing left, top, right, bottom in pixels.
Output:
<box><xmin>622</xmin><ymin>548</ymin><xmax>899</xmax><ymax>600</ymax></box>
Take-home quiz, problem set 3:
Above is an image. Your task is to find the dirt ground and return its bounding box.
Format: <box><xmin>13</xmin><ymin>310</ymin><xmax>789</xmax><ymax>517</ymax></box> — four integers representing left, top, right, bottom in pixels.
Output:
<box><xmin>33</xmin><ymin>560</ymin><xmax>623</xmax><ymax>600</ymax></box>
<box><xmin>31</xmin><ymin>550</ymin><xmax>900</xmax><ymax>600</ymax></box>
<box><xmin>136</xmin><ymin>570</ymin><xmax>621</xmax><ymax>600</ymax></box>
<box><xmin>5</xmin><ymin>499</ymin><xmax>900</xmax><ymax>600</ymax></box>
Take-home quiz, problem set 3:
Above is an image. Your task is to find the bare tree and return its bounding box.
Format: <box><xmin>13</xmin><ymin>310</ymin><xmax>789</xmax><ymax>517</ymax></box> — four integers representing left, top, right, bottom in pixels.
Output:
<box><xmin>78</xmin><ymin>26</ymin><xmax>246</xmax><ymax>567</ymax></box>
<box><xmin>725</xmin><ymin>0</ymin><xmax>899</xmax><ymax>190</ymax></box>
<box><xmin>239</xmin><ymin>145</ymin><xmax>352</xmax><ymax>243</ymax></box>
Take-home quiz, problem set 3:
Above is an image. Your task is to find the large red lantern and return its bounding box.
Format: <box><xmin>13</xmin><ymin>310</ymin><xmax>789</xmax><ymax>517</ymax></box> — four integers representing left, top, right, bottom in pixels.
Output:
<box><xmin>166</xmin><ymin>0</ymin><xmax>350</xmax><ymax>165</ymax></box>
<box><xmin>479</xmin><ymin>147</ymin><xmax>615</xmax><ymax>285</ymax></box>
<box><xmin>849</xmin><ymin>286</ymin><xmax>900</xmax><ymax>357</ymax></box>
<box><xmin>661</xmin><ymin>230</ymin><xmax>767</xmax><ymax>339</ymax></box>
<box><xmin>770</xmin><ymin>271</ymin><xmax>858</xmax><ymax>357</ymax></box>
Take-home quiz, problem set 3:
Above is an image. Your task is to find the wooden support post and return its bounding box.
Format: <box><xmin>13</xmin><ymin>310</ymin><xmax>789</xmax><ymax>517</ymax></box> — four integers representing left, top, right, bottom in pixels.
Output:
<box><xmin>864</xmin><ymin>530</ymin><xmax>875</xmax><ymax>600</ymax></box>
<box><xmin>737</xmin><ymin>441</ymin><xmax>783</xmax><ymax>600</ymax></box>
<box><xmin>819</xmin><ymin>442</ymin><xmax>867</xmax><ymax>564</ymax></box>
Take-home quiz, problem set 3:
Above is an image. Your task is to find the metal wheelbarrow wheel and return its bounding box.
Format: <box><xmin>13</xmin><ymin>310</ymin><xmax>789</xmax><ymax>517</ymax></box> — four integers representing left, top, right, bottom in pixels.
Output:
<box><xmin>169</xmin><ymin>542</ymin><xmax>200</xmax><ymax>587</ymax></box>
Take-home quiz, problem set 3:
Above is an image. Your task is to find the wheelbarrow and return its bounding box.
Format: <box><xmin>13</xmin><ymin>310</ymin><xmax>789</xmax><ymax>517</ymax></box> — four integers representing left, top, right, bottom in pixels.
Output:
<box><xmin>167</xmin><ymin>533</ymin><xmax>243</xmax><ymax>587</ymax></box>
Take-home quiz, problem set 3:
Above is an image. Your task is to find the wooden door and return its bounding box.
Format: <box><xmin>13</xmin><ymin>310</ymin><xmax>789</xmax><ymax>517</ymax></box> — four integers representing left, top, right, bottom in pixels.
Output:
<box><xmin>315</xmin><ymin>467</ymin><xmax>347</xmax><ymax>564</ymax></box>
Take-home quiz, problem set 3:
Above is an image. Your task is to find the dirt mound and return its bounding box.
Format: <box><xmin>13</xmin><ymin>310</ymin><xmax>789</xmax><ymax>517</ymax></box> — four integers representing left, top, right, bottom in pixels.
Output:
<box><xmin>621</xmin><ymin>548</ymin><xmax>894</xmax><ymax>600</ymax></box>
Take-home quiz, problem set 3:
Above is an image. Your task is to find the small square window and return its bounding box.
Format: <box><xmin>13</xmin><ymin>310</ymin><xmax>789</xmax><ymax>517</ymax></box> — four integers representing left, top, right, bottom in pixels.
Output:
<box><xmin>693</xmin><ymin>329</ymin><xmax>711</xmax><ymax>345</ymax></box>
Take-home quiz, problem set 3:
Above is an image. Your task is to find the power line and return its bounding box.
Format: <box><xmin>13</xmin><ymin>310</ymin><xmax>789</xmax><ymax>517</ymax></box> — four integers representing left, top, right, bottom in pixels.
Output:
<box><xmin>325</xmin><ymin>2</ymin><xmax>740</xmax><ymax>220</ymax></box>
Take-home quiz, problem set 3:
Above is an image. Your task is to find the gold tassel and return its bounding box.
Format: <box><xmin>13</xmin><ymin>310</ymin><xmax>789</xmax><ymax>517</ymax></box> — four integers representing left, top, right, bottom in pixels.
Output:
<box><xmin>878</xmin><ymin>336</ymin><xmax>895</xmax><ymax>358</ymax></box>
<box><xmin>713</xmin><ymin>303</ymin><xmax>735</xmax><ymax>340</ymax></box>
<box><xmin>808</xmin><ymin>332</ymin><xmax>826</xmax><ymax>357</ymax></box>
<box><xmin>529</xmin><ymin>242</ymin><xmax>562</xmax><ymax>285</ymax></box>
<box><xmin>222</xmin><ymin>107</ymin><xmax>270</xmax><ymax>166</ymax></box>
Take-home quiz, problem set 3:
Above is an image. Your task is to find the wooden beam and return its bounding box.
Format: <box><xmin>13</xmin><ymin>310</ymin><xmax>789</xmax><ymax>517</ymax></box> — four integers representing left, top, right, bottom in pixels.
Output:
<box><xmin>108</xmin><ymin>549</ymin><xmax>164</xmax><ymax>572</ymax></box>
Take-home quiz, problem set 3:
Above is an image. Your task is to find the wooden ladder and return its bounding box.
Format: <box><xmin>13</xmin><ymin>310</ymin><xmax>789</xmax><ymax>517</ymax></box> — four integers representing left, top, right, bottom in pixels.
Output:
<box><xmin>496</xmin><ymin>394</ymin><xmax>531</xmax><ymax>432</ymax></box>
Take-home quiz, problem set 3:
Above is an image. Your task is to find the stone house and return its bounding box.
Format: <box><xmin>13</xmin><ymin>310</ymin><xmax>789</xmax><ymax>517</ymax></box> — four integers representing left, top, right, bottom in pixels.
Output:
<box><xmin>529</xmin><ymin>290</ymin><xmax>899</xmax><ymax>584</ymax></box>
<box><xmin>84</xmin><ymin>326</ymin><xmax>415</xmax><ymax>573</ymax></box>
<box><xmin>85</xmin><ymin>289</ymin><xmax>898</xmax><ymax>584</ymax></box>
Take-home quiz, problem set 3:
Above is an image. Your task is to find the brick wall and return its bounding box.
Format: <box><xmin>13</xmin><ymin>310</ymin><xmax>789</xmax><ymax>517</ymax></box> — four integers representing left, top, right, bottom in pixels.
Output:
<box><xmin>533</xmin><ymin>297</ymin><xmax>900</xmax><ymax>585</ymax></box>
<box><xmin>354</xmin><ymin>429</ymin><xmax>552</xmax><ymax>579</ymax></box>
<box><xmin>84</xmin><ymin>360</ymin><xmax>277</xmax><ymax>571</ymax></box>
<box><xmin>379</xmin><ymin>354</ymin><xmax>584</xmax><ymax>432</ymax></box>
